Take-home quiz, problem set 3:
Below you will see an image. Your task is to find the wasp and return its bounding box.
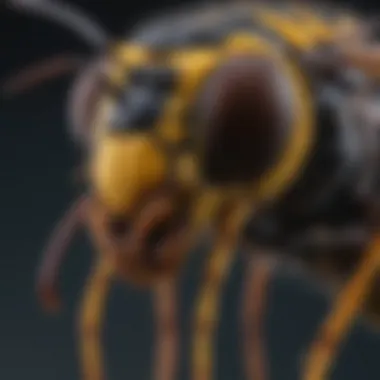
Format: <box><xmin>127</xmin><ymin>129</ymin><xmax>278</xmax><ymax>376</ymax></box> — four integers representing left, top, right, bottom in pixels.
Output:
<box><xmin>3</xmin><ymin>1</ymin><xmax>380</xmax><ymax>380</ymax></box>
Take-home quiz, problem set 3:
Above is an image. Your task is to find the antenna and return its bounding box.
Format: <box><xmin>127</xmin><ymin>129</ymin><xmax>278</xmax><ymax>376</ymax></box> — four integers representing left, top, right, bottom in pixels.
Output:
<box><xmin>4</xmin><ymin>0</ymin><xmax>109</xmax><ymax>48</ymax></box>
<box><xmin>1</xmin><ymin>54</ymin><xmax>85</xmax><ymax>97</ymax></box>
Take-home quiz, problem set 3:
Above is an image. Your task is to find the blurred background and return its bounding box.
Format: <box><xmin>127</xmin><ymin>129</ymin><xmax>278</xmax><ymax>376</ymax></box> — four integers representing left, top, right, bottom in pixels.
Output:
<box><xmin>1</xmin><ymin>1</ymin><xmax>380</xmax><ymax>379</ymax></box>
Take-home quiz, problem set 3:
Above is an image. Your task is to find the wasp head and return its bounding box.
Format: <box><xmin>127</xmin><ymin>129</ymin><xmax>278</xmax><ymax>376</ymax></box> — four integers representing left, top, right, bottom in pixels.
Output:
<box><xmin>82</xmin><ymin>56</ymin><xmax>193</xmax><ymax>286</ymax></box>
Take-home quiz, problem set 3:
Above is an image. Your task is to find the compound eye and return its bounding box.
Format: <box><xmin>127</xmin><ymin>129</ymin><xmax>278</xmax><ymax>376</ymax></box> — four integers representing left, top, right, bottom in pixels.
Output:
<box><xmin>193</xmin><ymin>55</ymin><xmax>293</xmax><ymax>185</ymax></box>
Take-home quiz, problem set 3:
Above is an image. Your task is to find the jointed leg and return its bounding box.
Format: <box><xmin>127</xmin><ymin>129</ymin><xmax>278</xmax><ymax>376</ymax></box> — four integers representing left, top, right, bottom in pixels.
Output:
<box><xmin>77</xmin><ymin>258</ymin><xmax>113</xmax><ymax>380</ymax></box>
<box><xmin>191</xmin><ymin>201</ymin><xmax>250</xmax><ymax>380</ymax></box>
<box><xmin>303</xmin><ymin>234</ymin><xmax>380</xmax><ymax>380</ymax></box>
<box><xmin>36</xmin><ymin>195</ymin><xmax>89</xmax><ymax>312</ymax></box>
<box><xmin>153</xmin><ymin>280</ymin><xmax>179</xmax><ymax>380</ymax></box>
<box><xmin>241</xmin><ymin>256</ymin><xmax>276</xmax><ymax>380</ymax></box>
<box><xmin>191</xmin><ymin>238</ymin><xmax>236</xmax><ymax>380</ymax></box>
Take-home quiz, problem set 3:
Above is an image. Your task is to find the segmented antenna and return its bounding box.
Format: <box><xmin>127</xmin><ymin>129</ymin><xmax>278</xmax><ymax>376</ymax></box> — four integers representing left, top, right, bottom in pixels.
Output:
<box><xmin>1</xmin><ymin>1</ymin><xmax>110</xmax><ymax>97</ymax></box>
<box><xmin>5</xmin><ymin>0</ymin><xmax>109</xmax><ymax>48</ymax></box>
<box><xmin>1</xmin><ymin>54</ymin><xmax>85</xmax><ymax>97</ymax></box>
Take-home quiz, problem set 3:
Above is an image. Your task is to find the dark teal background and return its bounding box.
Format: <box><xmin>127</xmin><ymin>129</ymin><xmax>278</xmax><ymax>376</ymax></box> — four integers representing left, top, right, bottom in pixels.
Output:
<box><xmin>1</xmin><ymin>1</ymin><xmax>380</xmax><ymax>379</ymax></box>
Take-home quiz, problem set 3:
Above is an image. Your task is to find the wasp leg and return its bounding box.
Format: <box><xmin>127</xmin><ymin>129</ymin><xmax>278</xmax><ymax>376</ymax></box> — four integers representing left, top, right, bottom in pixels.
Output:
<box><xmin>153</xmin><ymin>280</ymin><xmax>179</xmax><ymax>380</ymax></box>
<box><xmin>241</xmin><ymin>256</ymin><xmax>276</xmax><ymax>380</ymax></box>
<box><xmin>191</xmin><ymin>202</ymin><xmax>250</xmax><ymax>380</ymax></box>
<box><xmin>76</xmin><ymin>258</ymin><xmax>113</xmax><ymax>380</ymax></box>
<box><xmin>302</xmin><ymin>234</ymin><xmax>380</xmax><ymax>380</ymax></box>
<box><xmin>191</xmin><ymin>238</ymin><xmax>236</xmax><ymax>380</ymax></box>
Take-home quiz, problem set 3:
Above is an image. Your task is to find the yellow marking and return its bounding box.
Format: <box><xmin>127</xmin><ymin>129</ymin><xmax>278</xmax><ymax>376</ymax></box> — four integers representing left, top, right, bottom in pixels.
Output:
<box><xmin>303</xmin><ymin>234</ymin><xmax>380</xmax><ymax>380</ymax></box>
<box><xmin>77</xmin><ymin>258</ymin><xmax>113</xmax><ymax>380</ymax></box>
<box><xmin>249</xmin><ymin>41</ymin><xmax>315</xmax><ymax>203</ymax></box>
<box><xmin>255</xmin><ymin>8</ymin><xmax>318</xmax><ymax>49</ymax></box>
<box><xmin>291</xmin><ymin>8</ymin><xmax>335</xmax><ymax>41</ymax></box>
<box><xmin>156</xmin><ymin>97</ymin><xmax>186</xmax><ymax>143</ymax></box>
<box><xmin>113</xmin><ymin>43</ymin><xmax>151</xmax><ymax>66</ymax></box>
<box><xmin>254</xmin><ymin>5</ymin><xmax>362</xmax><ymax>47</ymax></box>
<box><xmin>224</xmin><ymin>33</ymin><xmax>278</xmax><ymax>54</ymax></box>
<box><xmin>192</xmin><ymin>243</ymin><xmax>235</xmax><ymax>380</ymax></box>
<box><xmin>154</xmin><ymin>49</ymin><xmax>220</xmax><ymax>152</ymax></box>
<box><xmin>175</xmin><ymin>153</ymin><xmax>199</xmax><ymax>189</ymax></box>
<box><xmin>90</xmin><ymin>135</ymin><xmax>167</xmax><ymax>215</ymax></box>
<box><xmin>191</xmin><ymin>189</ymin><xmax>225</xmax><ymax>230</ymax></box>
<box><xmin>169</xmin><ymin>49</ymin><xmax>221</xmax><ymax>101</ymax></box>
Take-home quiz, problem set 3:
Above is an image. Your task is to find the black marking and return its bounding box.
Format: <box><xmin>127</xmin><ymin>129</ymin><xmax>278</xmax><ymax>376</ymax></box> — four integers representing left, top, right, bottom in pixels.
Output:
<box><xmin>111</xmin><ymin>85</ymin><xmax>164</xmax><ymax>131</ymax></box>
<box><xmin>109</xmin><ymin>65</ymin><xmax>177</xmax><ymax>132</ymax></box>
<box><xmin>129</xmin><ymin>66</ymin><xmax>177</xmax><ymax>92</ymax></box>
<box><xmin>245</xmin><ymin>84</ymin><xmax>371</xmax><ymax>253</ymax></box>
